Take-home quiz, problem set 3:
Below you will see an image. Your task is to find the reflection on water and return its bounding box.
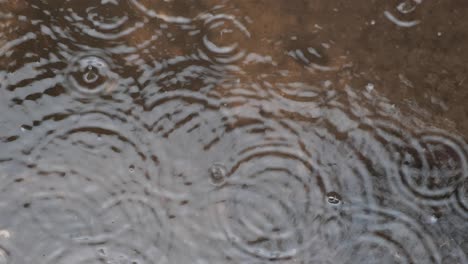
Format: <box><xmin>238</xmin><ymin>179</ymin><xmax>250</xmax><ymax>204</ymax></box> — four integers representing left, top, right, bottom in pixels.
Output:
<box><xmin>0</xmin><ymin>0</ymin><xmax>468</xmax><ymax>263</ymax></box>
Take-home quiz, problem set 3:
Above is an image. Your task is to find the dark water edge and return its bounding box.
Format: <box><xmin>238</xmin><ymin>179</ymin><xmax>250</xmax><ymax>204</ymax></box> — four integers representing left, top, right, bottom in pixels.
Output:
<box><xmin>0</xmin><ymin>0</ymin><xmax>468</xmax><ymax>263</ymax></box>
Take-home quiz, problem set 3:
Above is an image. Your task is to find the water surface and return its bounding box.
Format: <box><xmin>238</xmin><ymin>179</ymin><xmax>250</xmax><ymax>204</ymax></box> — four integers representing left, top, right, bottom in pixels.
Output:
<box><xmin>0</xmin><ymin>0</ymin><xmax>468</xmax><ymax>263</ymax></box>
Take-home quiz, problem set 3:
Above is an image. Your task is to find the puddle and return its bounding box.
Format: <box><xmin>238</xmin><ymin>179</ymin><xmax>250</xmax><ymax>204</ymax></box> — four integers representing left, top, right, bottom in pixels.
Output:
<box><xmin>0</xmin><ymin>0</ymin><xmax>467</xmax><ymax>263</ymax></box>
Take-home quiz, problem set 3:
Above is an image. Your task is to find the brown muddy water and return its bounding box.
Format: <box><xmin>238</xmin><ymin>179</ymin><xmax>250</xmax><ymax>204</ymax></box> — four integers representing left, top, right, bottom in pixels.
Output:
<box><xmin>0</xmin><ymin>0</ymin><xmax>468</xmax><ymax>263</ymax></box>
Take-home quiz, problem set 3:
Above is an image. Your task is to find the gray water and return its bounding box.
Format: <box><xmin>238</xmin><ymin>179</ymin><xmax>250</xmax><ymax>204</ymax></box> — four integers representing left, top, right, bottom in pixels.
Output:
<box><xmin>0</xmin><ymin>0</ymin><xmax>468</xmax><ymax>263</ymax></box>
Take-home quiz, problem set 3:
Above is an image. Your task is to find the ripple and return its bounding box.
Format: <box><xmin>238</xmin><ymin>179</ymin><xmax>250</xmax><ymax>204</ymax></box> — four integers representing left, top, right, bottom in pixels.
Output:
<box><xmin>44</xmin><ymin>236</ymin><xmax>166</xmax><ymax>264</ymax></box>
<box><xmin>1</xmin><ymin>0</ymin><xmax>468</xmax><ymax>262</ymax></box>
<box><xmin>288</xmin><ymin>44</ymin><xmax>341</xmax><ymax>72</ymax></box>
<box><xmin>217</xmin><ymin>159</ymin><xmax>320</xmax><ymax>260</ymax></box>
<box><xmin>147</xmin><ymin>126</ymin><xmax>224</xmax><ymax>203</ymax></box>
<box><xmin>262</xmin><ymin>81</ymin><xmax>332</xmax><ymax>122</ymax></box>
<box><xmin>130</xmin><ymin>0</ymin><xmax>196</xmax><ymax>23</ymax></box>
<box><xmin>400</xmin><ymin>130</ymin><xmax>468</xmax><ymax>201</ymax></box>
<box><xmin>270</xmin><ymin>81</ymin><xmax>322</xmax><ymax>103</ymax></box>
<box><xmin>13</xmin><ymin>110</ymin><xmax>160</xmax><ymax>243</ymax></box>
<box><xmin>65</xmin><ymin>53</ymin><xmax>119</xmax><ymax>96</ymax></box>
<box><xmin>397</xmin><ymin>0</ymin><xmax>418</xmax><ymax>14</ymax></box>
<box><xmin>40</xmin><ymin>0</ymin><xmax>152</xmax><ymax>47</ymax></box>
<box><xmin>0</xmin><ymin>165</ymin><xmax>129</xmax><ymax>248</ymax></box>
<box><xmin>362</xmin><ymin>120</ymin><xmax>468</xmax><ymax>205</ymax></box>
<box><xmin>453</xmin><ymin>178</ymin><xmax>468</xmax><ymax>219</ymax></box>
<box><xmin>198</xmin><ymin>13</ymin><xmax>250</xmax><ymax>65</ymax></box>
<box><xmin>384</xmin><ymin>0</ymin><xmax>422</xmax><ymax>28</ymax></box>
<box><xmin>137</xmin><ymin>56</ymin><xmax>223</xmax><ymax>102</ymax></box>
<box><xmin>210</xmin><ymin>135</ymin><xmax>332</xmax><ymax>261</ymax></box>
<box><xmin>99</xmin><ymin>192</ymin><xmax>168</xmax><ymax>244</ymax></box>
<box><xmin>337</xmin><ymin>206</ymin><xmax>444</xmax><ymax>264</ymax></box>
<box><xmin>148</xmin><ymin>120</ymin><xmax>323</xmax><ymax>261</ymax></box>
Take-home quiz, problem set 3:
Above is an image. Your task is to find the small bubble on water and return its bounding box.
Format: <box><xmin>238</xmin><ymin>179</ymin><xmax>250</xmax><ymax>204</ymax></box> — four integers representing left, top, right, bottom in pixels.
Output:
<box><xmin>427</xmin><ymin>214</ymin><xmax>439</xmax><ymax>224</ymax></box>
<box><xmin>326</xmin><ymin>191</ymin><xmax>342</xmax><ymax>205</ymax></box>
<box><xmin>209</xmin><ymin>163</ymin><xmax>227</xmax><ymax>185</ymax></box>
<box><xmin>429</xmin><ymin>216</ymin><xmax>438</xmax><ymax>224</ymax></box>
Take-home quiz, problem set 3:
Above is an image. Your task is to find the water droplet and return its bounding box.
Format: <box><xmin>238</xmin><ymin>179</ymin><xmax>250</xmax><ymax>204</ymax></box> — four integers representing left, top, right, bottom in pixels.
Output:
<box><xmin>428</xmin><ymin>215</ymin><xmax>438</xmax><ymax>224</ymax></box>
<box><xmin>326</xmin><ymin>191</ymin><xmax>342</xmax><ymax>205</ymax></box>
<box><xmin>209</xmin><ymin>163</ymin><xmax>227</xmax><ymax>185</ymax></box>
<box><xmin>129</xmin><ymin>165</ymin><xmax>135</xmax><ymax>173</ymax></box>
<box><xmin>66</xmin><ymin>54</ymin><xmax>116</xmax><ymax>95</ymax></box>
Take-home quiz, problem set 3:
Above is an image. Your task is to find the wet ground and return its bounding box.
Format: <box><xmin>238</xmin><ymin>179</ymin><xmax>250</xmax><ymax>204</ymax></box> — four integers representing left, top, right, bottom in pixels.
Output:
<box><xmin>0</xmin><ymin>0</ymin><xmax>468</xmax><ymax>263</ymax></box>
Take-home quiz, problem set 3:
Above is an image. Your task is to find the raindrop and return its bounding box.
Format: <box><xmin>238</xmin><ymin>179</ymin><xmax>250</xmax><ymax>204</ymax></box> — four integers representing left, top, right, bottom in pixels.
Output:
<box><xmin>326</xmin><ymin>191</ymin><xmax>342</xmax><ymax>205</ymax></box>
<box><xmin>66</xmin><ymin>54</ymin><xmax>117</xmax><ymax>95</ymax></box>
<box><xmin>365</xmin><ymin>83</ymin><xmax>374</xmax><ymax>92</ymax></box>
<box><xmin>428</xmin><ymin>215</ymin><xmax>438</xmax><ymax>224</ymax></box>
<box><xmin>209</xmin><ymin>163</ymin><xmax>227</xmax><ymax>185</ymax></box>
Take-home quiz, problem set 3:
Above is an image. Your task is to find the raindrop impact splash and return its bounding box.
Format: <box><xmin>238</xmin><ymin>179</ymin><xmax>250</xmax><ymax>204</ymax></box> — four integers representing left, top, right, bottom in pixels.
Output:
<box><xmin>327</xmin><ymin>191</ymin><xmax>342</xmax><ymax>205</ymax></box>
<box><xmin>66</xmin><ymin>54</ymin><xmax>117</xmax><ymax>95</ymax></box>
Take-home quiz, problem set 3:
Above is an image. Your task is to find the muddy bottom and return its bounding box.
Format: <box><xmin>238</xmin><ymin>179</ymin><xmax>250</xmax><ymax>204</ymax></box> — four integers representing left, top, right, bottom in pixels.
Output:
<box><xmin>0</xmin><ymin>0</ymin><xmax>468</xmax><ymax>263</ymax></box>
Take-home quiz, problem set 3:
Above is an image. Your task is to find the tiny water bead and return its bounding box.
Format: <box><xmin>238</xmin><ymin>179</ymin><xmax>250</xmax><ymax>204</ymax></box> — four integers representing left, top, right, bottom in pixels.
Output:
<box><xmin>326</xmin><ymin>191</ymin><xmax>342</xmax><ymax>205</ymax></box>
<box><xmin>66</xmin><ymin>55</ymin><xmax>117</xmax><ymax>95</ymax></box>
<box><xmin>209</xmin><ymin>163</ymin><xmax>227</xmax><ymax>185</ymax></box>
